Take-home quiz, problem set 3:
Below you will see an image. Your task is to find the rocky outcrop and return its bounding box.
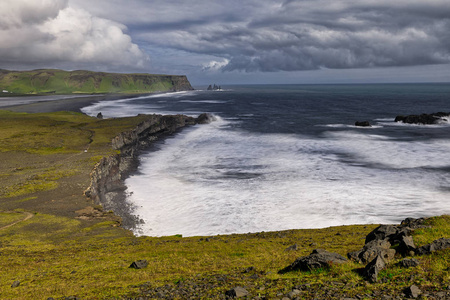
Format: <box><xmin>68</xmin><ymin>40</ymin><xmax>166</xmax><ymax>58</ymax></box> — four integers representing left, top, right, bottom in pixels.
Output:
<box><xmin>84</xmin><ymin>113</ymin><xmax>214</xmax><ymax>229</ymax></box>
<box><xmin>355</xmin><ymin>121</ymin><xmax>371</xmax><ymax>127</ymax></box>
<box><xmin>395</xmin><ymin>112</ymin><xmax>450</xmax><ymax>125</ymax></box>
<box><xmin>278</xmin><ymin>249</ymin><xmax>347</xmax><ymax>273</ymax></box>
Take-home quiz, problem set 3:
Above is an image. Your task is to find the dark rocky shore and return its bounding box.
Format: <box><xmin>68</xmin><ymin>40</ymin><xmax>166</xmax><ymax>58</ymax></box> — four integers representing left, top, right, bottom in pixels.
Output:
<box><xmin>84</xmin><ymin>113</ymin><xmax>215</xmax><ymax>229</ymax></box>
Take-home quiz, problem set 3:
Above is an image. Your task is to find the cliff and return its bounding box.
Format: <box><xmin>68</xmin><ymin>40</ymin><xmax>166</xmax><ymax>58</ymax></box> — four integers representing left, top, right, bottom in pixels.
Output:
<box><xmin>0</xmin><ymin>69</ymin><xmax>194</xmax><ymax>95</ymax></box>
<box><xmin>84</xmin><ymin>113</ymin><xmax>213</xmax><ymax>229</ymax></box>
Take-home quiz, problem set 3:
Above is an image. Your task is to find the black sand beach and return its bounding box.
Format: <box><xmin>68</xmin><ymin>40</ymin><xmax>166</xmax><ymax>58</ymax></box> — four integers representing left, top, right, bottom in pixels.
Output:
<box><xmin>0</xmin><ymin>93</ymin><xmax>150</xmax><ymax>114</ymax></box>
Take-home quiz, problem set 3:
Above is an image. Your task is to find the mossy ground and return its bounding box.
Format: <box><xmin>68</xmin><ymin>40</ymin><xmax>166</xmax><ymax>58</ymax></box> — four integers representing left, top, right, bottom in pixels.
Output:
<box><xmin>0</xmin><ymin>111</ymin><xmax>448</xmax><ymax>299</ymax></box>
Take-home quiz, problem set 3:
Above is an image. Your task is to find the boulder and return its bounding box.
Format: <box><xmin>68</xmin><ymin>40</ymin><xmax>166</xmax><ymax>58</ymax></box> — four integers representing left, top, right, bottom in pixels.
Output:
<box><xmin>395</xmin><ymin>112</ymin><xmax>449</xmax><ymax>125</ymax></box>
<box><xmin>365</xmin><ymin>224</ymin><xmax>410</xmax><ymax>244</ymax></box>
<box><xmin>278</xmin><ymin>249</ymin><xmax>347</xmax><ymax>274</ymax></box>
<box><xmin>404</xmin><ymin>285</ymin><xmax>422</xmax><ymax>298</ymax></box>
<box><xmin>400</xmin><ymin>217</ymin><xmax>427</xmax><ymax>229</ymax></box>
<box><xmin>363</xmin><ymin>255</ymin><xmax>386</xmax><ymax>283</ymax></box>
<box><xmin>399</xmin><ymin>258</ymin><xmax>420</xmax><ymax>268</ymax></box>
<box><xmin>225</xmin><ymin>286</ymin><xmax>249</xmax><ymax>298</ymax></box>
<box><xmin>397</xmin><ymin>235</ymin><xmax>416</xmax><ymax>256</ymax></box>
<box><xmin>355</xmin><ymin>121</ymin><xmax>371</xmax><ymax>127</ymax></box>
<box><xmin>348</xmin><ymin>239</ymin><xmax>395</xmax><ymax>264</ymax></box>
<box><xmin>11</xmin><ymin>280</ymin><xmax>20</xmax><ymax>288</ymax></box>
<box><xmin>196</xmin><ymin>113</ymin><xmax>215</xmax><ymax>124</ymax></box>
<box><xmin>129</xmin><ymin>259</ymin><xmax>148</xmax><ymax>269</ymax></box>
<box><xmin>416</xmin><ymin>238</ymin><xmax>450</xmax><ymax>255</ymax></box>
<box><xmin>284</xmin><ymin>244</ymin><xmax>299</xmax><ymax>252</ymax></box>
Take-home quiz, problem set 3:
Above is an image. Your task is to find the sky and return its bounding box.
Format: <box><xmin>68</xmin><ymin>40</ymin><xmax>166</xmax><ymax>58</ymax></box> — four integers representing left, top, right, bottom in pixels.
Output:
<box><xmin>1</xmin><ymin>0</ymin><xmax>450</xmax><ymax>86</ymax></box>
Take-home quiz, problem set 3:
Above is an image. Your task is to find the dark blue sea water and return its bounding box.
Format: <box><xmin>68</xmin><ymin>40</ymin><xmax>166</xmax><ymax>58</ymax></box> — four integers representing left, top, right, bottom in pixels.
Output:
<box><xmin>81</xmin><ymin>84</ymin><xmax>450</xmax><ymax>236</ymax></box>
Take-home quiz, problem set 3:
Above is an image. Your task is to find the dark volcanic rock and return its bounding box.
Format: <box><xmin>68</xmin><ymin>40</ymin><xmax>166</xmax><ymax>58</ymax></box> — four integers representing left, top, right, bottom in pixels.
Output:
<box><xmin>196</xmin><ymin>113</ymin><xmax>216</xmax><ymax>124</ymax></box>
<box><xmin>404</xmin><ymin>285</ymin><xmax>422</xmax><ymax>298</ymax></box>
<box><xmin>355</xmin><ymin>121</ymin><xmax>371</xmax><ymax>127</ymax></box>
<box><xmin>399</xmin><ymin>258</ymin><xmax>420</xmax><ymax>268</ymax></box>
<box><xmin>11</xmin><ymin>280</ymin><xmax>20</xmax><ymax>288</ymax></box>
<box><xmin>279</xmin><ymin>249</ymin><xmax>347</xmax><ymax>273</ymax></box>
<box><xmin>416</xmin><ymin>238</ymin><xmax>450</xmax><ymax>255</ymax></box>
<box><xmin>225</xmin><ymin>286</ymin><xmax>249</xmax><ymax>298</ymax></box>
<box><xmin>363</xmin><ymin>255</ymin><xmax>386</xmax><ymax>283</ymax></box>
<box><xmin>129</xmin><ymin>259</ymin><xmax>148</xmax><ymax>269</ymax></box>
<box><xmin>365</xmin><ymin>224</ymin><xmax>410</xmax><ymax>245</ymax></box>
<box><xmin>348</xmin><ymin>239</ymin><xmax>395</xmax><ymax>264</ymax></box>
<box><xmin>395</xmin><ymin>112</ymin><xmax>450</xmax><ymax>125</ymax></box>
<box><xmin>397</xmin><ymin>235</ymin><xmax>416</xmax><ymax>256</ymax></box>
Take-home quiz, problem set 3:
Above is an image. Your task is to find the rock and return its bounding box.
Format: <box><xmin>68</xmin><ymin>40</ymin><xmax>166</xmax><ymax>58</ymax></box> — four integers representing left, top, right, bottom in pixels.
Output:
<box><xmin>400</xmin><ymin>217</ymin><xmax>427</xmax><ymax>229</ymax></box>
<box><xmin>397</xmin><ymin>235</ymin><xmax>416</xmax><ymax>256</ymax></box>
<box><xmin>278</xmin><ymin>249</ymin><xmax>347</xmax><ymax>273</ymax></box>
<box><xmin>11</xmin><ymin>280</ymin><xmax>20</xmax><ymax>288</ymax></box>
<box><xmin>365</xmin><ymin>225</ymin><xmax>400</xmax><ymax>244</ymax></box>
<box><xmin>355</xmin><ymin>121</ymin><xmax>371</xmax><ymax>127</ymax></box>
<box><xmin>395</xmin><ymin>112</ymin><xmax>450</xmax><ymax>125</ymax></box>
<box><xmin>225</xmin><ymin>286</ymin><xmax>249</xmax><ymax>298</ymax></box>
<box><xmin>416</xmin><ymin>238</ymin><xmax>450</xmax><ymax>255</ymax></box>
<box><xmin>284</xmin><ymin>244</ymin><xmax>298</xmax><ymax>252</ymax></box>
<box><xmin>348</xmin><ymin>239</ymin><xmax>395</xmax><ymax>264</ymax></box>
<box><xmin>363</xmin><ymin>255</ymin><xmax>386</xmax><ymax>283</ymax></box>
<box><xmin>96</xmin><ymin>112</ymin><xmax>103</xmax><ymax>119</ymax></box>
<box><xmin>196</xmin><ymin>113</ymin><xmax>215</xmax><ymax>124</ymax></box>
<box><xmin>404</xmin><ymin>285</ymin><xmax>422</xmax><ymax>298</ymax></box>
<box><xmin>129</xmin><ymin>259</ymin><xmax>148</xmax><ymax>269</ymax></box>
<box><xmin>399</xmin><ymin>258</ymin><xmax>420</xmax><ymax>268</ymax></box>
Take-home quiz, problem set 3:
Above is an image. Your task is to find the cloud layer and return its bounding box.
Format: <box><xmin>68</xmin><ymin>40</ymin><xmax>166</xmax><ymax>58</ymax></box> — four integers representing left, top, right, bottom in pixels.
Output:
<box><xmin>124</xmin><ymin>0</ymin><xmax>450</xmax><ymax>72</ymax></box>
<box><xmin>0</xmin><ymin>0</ymin><xmax>148</xmax><ymax>71</ymax></box>
<box><xmin>1</xmin><ymin>0</ymin><xmax>449</xmax><ymax>78</ymax></box>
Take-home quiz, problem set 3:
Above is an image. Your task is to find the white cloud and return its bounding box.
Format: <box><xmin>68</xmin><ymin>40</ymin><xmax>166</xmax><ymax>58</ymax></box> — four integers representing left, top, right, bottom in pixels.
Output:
<box><xmin>0</xmin><ymin>0</ymin><xmax>148</xmax><ymax>71</ymax></box>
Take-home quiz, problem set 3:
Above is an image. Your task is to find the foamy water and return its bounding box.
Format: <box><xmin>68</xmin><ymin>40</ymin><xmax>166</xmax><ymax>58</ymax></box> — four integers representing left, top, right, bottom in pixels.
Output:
<box><xmin>81</xmin><ymin>84</ymin><xmax>450</xmax><ymax>236</ymax></box>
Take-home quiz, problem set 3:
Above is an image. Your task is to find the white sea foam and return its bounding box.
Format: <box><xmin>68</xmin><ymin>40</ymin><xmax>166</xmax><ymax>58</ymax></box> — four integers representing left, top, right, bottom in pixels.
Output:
<box><xmin>126</xmin><ymin>121</ymin><xmax>450</xmax><ymax>237</ymax></box>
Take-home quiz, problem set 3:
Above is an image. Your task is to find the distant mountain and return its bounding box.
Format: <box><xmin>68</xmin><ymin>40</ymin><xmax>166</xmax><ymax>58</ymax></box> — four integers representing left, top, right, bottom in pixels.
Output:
<box><xmin>0</xmin><ymin>69</ymin><xmax>193</xmax><ymax>95</ymax></box>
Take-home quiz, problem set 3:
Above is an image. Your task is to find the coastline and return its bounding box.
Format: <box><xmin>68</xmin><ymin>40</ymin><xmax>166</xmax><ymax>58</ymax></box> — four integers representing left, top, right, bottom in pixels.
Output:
<box><xmin>0</xmin><ymin>93</ymin><xmax>152</xmax><ymax>114</ymax></box>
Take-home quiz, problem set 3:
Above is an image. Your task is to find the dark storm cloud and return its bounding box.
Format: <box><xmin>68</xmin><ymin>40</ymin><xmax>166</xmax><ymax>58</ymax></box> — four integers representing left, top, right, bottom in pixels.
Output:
<box><xmin>2</xmin><ymin>0</ymin><xmax>449</xmax><ymax>75</ymax></box>
<box><xmin>93</xmin><ymin>0</ymin><xmax>449</xmax><ymax>72</ymax></box>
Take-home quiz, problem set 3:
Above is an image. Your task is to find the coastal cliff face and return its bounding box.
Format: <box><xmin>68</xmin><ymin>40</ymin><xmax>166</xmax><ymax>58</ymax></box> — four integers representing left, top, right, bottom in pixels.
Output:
<box><xmin>0</xmin><ymin>69</ymin><xmax>194</xmax><ymax>94</ymax></box>
<box><xmin>84</xmin><ymin>113</ymin><xmax>212</xmax><ymax>229</ymax></box>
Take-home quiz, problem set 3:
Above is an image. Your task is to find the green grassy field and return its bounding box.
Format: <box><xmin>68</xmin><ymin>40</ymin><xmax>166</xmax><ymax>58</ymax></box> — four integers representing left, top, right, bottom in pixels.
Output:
<box><xmin>0</xmin><ymin>69</ymin><xmax>190</xmax><ymax>95</ymax></box>
<box><xmin>0</xmin><ymin>110</ymin><xmax>448</xmax><ymax>299</ymax></box>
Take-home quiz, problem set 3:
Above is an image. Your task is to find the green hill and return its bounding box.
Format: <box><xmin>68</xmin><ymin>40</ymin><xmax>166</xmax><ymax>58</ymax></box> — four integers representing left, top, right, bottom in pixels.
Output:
<box><xmin>0</xmin><ymin>69</ymin><xmax>193</xmax><ymax>95</ymax></box>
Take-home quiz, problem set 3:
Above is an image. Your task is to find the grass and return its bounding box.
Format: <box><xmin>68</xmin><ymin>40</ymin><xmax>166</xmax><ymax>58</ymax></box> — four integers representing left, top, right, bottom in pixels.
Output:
<box><xmin>0</xmin><ymin>110</ymin><xmax>449</xmax><ymax>299</ymax></box>
<box><xmin>0</xmin><ymin>69</ymin><xmax>188</xmax><ymax>95</ymax></box>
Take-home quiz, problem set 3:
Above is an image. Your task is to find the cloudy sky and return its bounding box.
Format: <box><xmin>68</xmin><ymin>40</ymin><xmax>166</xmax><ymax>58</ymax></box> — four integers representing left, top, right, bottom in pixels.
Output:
<box><xmin>1</xmin><ymin>0</ymin><xmax>450</xmax><ymax>85</ymax></box>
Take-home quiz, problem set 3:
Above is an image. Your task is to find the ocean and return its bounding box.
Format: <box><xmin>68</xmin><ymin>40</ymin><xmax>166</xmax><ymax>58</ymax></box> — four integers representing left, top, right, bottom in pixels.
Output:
<box><xmin>81</xmin><ymin>84</ymin><xmax>450</xmax><ymax>237</ymax></box>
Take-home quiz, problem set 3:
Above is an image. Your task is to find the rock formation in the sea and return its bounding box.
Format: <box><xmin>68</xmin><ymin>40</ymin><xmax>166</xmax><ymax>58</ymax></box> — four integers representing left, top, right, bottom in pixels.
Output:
<box><xmin>207</xmin><ymin>84</ymin><xmax>222</xmax><ymax>91</ymax></box>
<box><xmin>84</xmin><ymin>113</ymin><xmax>214</xmax><ymax>229</ymax></box>
<box><xmin>394</xmin><ymin>112</ymin><xmax>450</xmax><ymax>125</ymax></box>
<box><xmin>355</xmin><ymin>121</ymin><xmax>371</xmax><ymax>127</ymax></box>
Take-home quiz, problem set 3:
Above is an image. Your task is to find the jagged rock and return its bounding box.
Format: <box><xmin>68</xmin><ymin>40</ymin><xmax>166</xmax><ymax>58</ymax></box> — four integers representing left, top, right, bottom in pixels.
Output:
<box><xmin>129</xmin><ymin>259</ymin><xmax>149</xmax><ymax>269</ymax></box>
<box><xmin>96</xmin><ymin>112</ymin><xmax>103</xmax><ymax>119</ymax></box>
<box><xmin>284</xmin><ymin>244</ymin><xmax>298</xmax><ymax>252</ymax></box>
<box><xmin>225</xmin><ymin>286</ymin><xmax>249</xmax><ymax>298</ymax></box>
<box><xmin>355</xmin><ymin>121</ymin><xmax>371</xmax><ymax>127</ymax></box>
<box><xmin>196</xmin><ymin>113</ymin><xmax>215</xmax><ymax>124</ymax></box>
<box><xmin>399</xmin><ymin>258</ymin><xmax>420</xmax><ymax>268</ymax></box>
<box><xmin>397</xmin><ymin>235</ymin><xmax>416</xmax><ymax>256</ymax></box>
<box><xmin>278</xmin><ymin>249</ymin><xmax>347</xmax><ymax>273</ymax></box>
<box><xmin>404</xmin><ymin>285</ymin><xmax>422</xmax><ymax>298</ymax></box>
<box><xmin>416</xmin><ymin>238</ymin><xmax>450</xmax><ymax>255</ymax></box>
<box><xmin>395</xmin><ymin>112</ymin><xmax>450</xmax><ymax>125</ymax></box>
<box><xmin>348</xmin><ymin>239</ymin><xmax>395</xmax><ymax>264</ymax></box>
<box><xmin>11</xmin><ymin>280</ymin><xmax>20</xmax><ymax>288</ymax></box>
<box><xmin>363</xmin><ymin>255</ymin><xmax>386</xmax><ymax>283</ymax></box>
<box><xmin>400</xmin><ymin>217</ymin><xmax>427</xmax><ymax>229</ymax></box>
<box><xmin>365</xmin><ymin>224</ymin><xmax>410</xmax><ymax>244</ymax></box>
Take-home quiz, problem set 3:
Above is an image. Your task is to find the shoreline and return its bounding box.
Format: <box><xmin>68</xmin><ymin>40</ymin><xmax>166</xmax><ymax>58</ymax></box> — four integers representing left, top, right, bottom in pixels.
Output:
<box><xmin>0</xmin><ymin>93</ymin><xmax>155</xmax><ymax>114</ymax></box>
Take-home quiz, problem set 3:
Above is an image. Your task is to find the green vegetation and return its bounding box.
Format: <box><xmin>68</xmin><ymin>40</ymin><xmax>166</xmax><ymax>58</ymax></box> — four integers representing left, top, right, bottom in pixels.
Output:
<box><xmin>0</xmin><ymin>69</ymin><xmax>191</xmax><ymax>95</ymax></box>
<box><xmin>0</xmin><ymin>110</ymin><xmax>449</xmax><ymax>299</ymax></box>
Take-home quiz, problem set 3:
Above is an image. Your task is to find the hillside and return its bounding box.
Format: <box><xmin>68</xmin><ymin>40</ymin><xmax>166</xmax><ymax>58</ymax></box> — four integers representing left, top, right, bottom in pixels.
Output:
<box><xmin>0</xmin><ymin>69</ymin><xmax>193</xmax><ymax>95</ymax></box>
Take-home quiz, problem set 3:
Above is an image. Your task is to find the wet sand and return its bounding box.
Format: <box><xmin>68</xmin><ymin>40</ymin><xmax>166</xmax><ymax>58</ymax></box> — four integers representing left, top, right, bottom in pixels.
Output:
<box><xmin>0</xmin><ymin>93</ymin><xmax>152</xmax><ymax>114</ymax></box>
